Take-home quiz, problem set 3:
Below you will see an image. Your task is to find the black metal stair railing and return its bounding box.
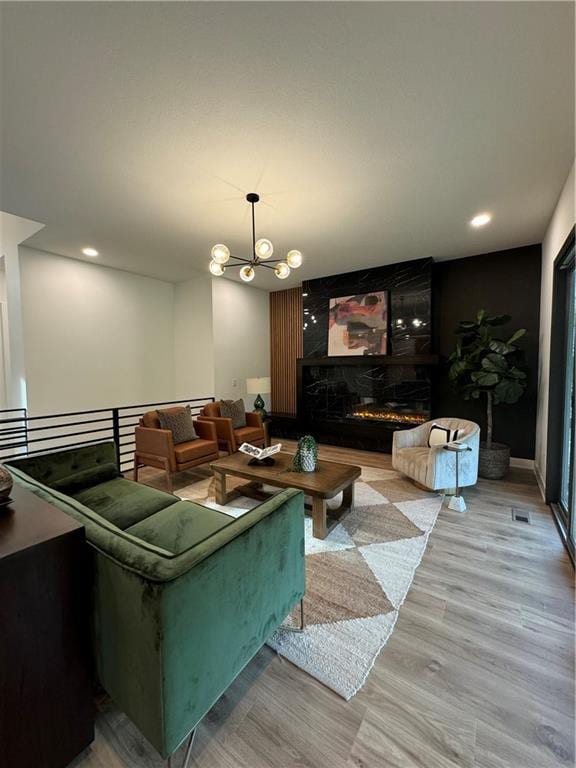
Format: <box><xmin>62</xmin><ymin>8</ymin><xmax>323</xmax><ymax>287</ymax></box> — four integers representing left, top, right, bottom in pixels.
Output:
<box><xmin>0</xmin><ymin>396</ymin><xmax>215</xmax><ymax>473</ymax></box>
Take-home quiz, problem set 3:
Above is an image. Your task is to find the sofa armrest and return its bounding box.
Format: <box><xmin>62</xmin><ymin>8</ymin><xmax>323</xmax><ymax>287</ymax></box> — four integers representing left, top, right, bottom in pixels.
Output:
<box><xmin>427</xmin><ymin>436</ymin><xmax>480</xmax><ymax>489</ymax></box>
<box><xmin>135</xmin><ymin>426</ymin><xmax>174</xmax><ymax>458</ymax></box>
<box><xmin>166</xmin><ymin>488</ymin><xmax>304</xmax><ymax>580</ymax></box>
<box><xmin>102</xmin><ymin>487</ymin><xmax>304</xmax><ymax>582</ymax></box>
<box><xmin>193</xmin><ymin>419</ymin><xmax>217</xmax><ymax>442</ymax></box>
<box><xmin>198</xmin><ymin>416</ymin><xmax>235</xmax><ymax>446</ymax></box>
<box><xmin>392</xmin><ymin>422</ymin><xmax>430</xmax><ymax>451</ymax></box>
<box><xmin>449</xmin><ymin>429</ymin><xmax>480</xmax><ymax>449</ymax></box>
<box><xmin>245</xmin><ymin>411</ymin><xmax>263</xmax><ymax>429</ymax></box>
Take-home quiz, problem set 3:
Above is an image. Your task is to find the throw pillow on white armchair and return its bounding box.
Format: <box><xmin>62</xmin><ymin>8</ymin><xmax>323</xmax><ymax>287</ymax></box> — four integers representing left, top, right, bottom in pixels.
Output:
<box><xmin>392</xmin><ymin>418</ymin><xmax>480</xmax><ymax>491</ymax></box>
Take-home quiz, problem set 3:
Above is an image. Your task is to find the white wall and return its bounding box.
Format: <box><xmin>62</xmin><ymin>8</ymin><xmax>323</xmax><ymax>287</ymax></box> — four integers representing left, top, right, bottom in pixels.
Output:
<box><xmin>16</xmin><ymin>247</ymin><xmax>271</xmax><ymax>417</ymax></box>
<box><xmin>212</xmin><ymin>279</ymin><xmax>270</xmax><ymax>409</ymax></box>
<box><xmin>174</xmin><ymin>275</ymin><xmax>215</xmax><ymax>399</ymax></box>
<box><xmin>174</xmin><ymin>276</ymin><xmax>271</xmax><ymax>408</ymax></box>
<box><xmin>0</xmin><ymin>265</ymin><xmax>8</xmax><ymax>409</ymax></box>
<box><xmin>535</xmin><ymin>163</ymin><xmax>575</xmax><ymax>490</ymax></box>
<box><xmin>20</xmin><ymin>247</ymin><xmax>176</xmax><ymax>414</ymax></box>
<box><xmin>0</xmin><ymin>211</ymin><xmax>44</xmax><ymax>408</ymax></box>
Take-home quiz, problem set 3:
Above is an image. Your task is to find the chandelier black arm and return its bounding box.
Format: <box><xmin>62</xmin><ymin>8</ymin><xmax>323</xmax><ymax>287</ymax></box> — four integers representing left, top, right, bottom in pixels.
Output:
<box><xmin>227</xmin><ymin>258</ymin><xmax>285</xmax><ymax>269</ymax></box>
<box><xmin>227</xmin><ymin>255</ymin><xmax>254</xmax><ymax>265</ymax></box>
<box><xmin>258</xmin><ymin>262</ymin><xmax>290</xmax><ymax>271</ymax></box>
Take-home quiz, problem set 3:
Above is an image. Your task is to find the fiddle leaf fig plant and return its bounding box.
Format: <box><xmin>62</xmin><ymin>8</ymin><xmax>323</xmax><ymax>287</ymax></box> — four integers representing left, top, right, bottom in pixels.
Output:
<box><xmin>448</xmin><ymin>310</ymin><xmax>527</xmax><ymax>447</ymax></box>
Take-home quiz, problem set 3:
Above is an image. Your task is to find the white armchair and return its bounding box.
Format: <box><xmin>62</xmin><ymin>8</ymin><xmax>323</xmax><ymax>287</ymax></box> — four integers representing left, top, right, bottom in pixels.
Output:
<box><xmin>392</xmin><ymin>418</ymin><xmax>480</xmax><ymax>491</ymax></box>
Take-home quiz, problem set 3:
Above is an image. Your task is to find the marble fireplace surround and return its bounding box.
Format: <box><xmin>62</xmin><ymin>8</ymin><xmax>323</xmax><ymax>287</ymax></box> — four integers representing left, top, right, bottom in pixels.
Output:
<box><xmin>297</xmin><ymin>258</ymin><xmax>438</xmax><ymax>451</ymax></box>
<box><xmin>302</xmin><ymin>257</ymin><xmax>433</xmax><ymax>358</ymax></box>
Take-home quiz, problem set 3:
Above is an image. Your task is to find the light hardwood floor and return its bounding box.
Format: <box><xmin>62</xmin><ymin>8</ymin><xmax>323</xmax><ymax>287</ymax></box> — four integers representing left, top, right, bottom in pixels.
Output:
<box><xmin>71</xmin><ymin>442</ymin><xmax>575</xmax><ymax>768</ymax></box>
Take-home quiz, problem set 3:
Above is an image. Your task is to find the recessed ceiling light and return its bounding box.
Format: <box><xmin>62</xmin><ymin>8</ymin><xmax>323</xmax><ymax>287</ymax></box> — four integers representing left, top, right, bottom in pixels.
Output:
<box><xmin>82</xmin><ymin>247</ymin><xmax>99</xmax><ymax>257</ymax></box>
<box><xmin>470</xmin><ymin>213</ymin><xmax>491</xmax><ymax>228</ymax></box>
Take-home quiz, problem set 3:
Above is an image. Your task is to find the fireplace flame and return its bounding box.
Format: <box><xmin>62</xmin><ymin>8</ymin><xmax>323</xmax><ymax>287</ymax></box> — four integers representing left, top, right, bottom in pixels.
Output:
<box><xmin>351</xmin><ymin>409</ymin><xmax>427</xmax><ymax>425</ymax></box>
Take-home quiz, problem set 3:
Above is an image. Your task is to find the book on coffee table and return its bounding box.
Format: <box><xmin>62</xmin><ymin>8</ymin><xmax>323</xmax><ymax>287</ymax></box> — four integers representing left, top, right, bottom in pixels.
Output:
<box><xmin>239</xmin><ymin>442</ymin><xmax>282</xmax><ymax>461</ymax></box>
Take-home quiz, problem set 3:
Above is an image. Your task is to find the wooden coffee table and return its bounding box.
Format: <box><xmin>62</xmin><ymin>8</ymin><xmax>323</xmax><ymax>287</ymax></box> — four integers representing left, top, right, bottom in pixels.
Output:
<box><xmin>210</xmin><ymin>452</ymin><xmax>361</xmax><ymax>539</ymax></box>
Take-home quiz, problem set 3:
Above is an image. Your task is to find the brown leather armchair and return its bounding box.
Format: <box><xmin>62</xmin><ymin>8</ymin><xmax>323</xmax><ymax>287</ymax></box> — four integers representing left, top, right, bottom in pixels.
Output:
<box><xmin>134</xmin><ymin>408</ymin><xmax>219</xmax><ymax>493</ymax></box>
<box><xmin>198</xmin><ymin>402</ymin><xmax>265</xmax><ymax>454</ymax></box>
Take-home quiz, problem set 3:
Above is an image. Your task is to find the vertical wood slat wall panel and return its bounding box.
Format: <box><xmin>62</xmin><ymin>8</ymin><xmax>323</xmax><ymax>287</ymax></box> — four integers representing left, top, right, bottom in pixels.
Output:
<box><xmin>270</xmin><ymin>287</ymin><xmax>303</xmax><ymax>415</ymax></box>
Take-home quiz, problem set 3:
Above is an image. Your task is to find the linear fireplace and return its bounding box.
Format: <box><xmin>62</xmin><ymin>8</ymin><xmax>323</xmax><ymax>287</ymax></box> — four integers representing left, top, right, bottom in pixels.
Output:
<box><xmin>297</xmin><ymin>355</ymin><xmax>437</xmax><ymax>451</ymax></box>
<box><xmin>350</xmin><ymin>408</ymin><xmax>427</xmax><ymax>425</ymax></box>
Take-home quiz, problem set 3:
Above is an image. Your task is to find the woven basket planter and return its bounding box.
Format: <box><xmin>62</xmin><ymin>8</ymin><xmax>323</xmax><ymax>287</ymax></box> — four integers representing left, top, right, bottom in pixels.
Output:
<box><xmin>478</xmin><ymin>442</ymin><xmax>510</xmax><ymax>480</ymax></box>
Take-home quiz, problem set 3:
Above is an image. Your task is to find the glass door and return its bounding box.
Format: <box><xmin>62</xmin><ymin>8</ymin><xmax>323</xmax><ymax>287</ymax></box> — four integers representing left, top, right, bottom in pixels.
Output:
<box><xmin>559</xmin><ymin>262</ymin><xmax>575</xmax><ymax>536</ymax></box>
<box><xmin>549</xmin><ymin>232</ymin><xmax>575</xmax><ymax>560</ymax></box>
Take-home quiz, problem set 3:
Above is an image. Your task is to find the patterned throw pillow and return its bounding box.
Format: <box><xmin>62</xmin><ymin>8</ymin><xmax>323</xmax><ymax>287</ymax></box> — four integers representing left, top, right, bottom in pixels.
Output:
<box><xmin>157</xmin><ymin>406</ymin><xmax>198</xmax><ymax>444</ymax></box>
<box><xmin>428</xmin><ymin>423</ymin><xmax>459</xmax><ymax>447</ymax></box>
<box><xmin>219</xmin><ymin>399</ymin><xmax>247</xmax><ymax>429</ymax></box>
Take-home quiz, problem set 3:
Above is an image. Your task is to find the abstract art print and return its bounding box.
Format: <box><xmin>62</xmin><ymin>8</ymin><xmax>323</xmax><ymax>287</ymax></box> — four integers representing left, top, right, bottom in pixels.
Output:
<box><xmin>328</xmin><ymin>292</ymin><xmax>388</xmax><ymax>356</ymax></box>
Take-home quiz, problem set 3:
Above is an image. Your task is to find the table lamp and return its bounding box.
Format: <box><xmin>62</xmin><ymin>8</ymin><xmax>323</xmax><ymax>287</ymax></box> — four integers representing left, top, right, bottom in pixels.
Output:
<box><xmin>246</xmin><ymin>377</ymin><xmax>271</xmax><ymax>417</ymax></box>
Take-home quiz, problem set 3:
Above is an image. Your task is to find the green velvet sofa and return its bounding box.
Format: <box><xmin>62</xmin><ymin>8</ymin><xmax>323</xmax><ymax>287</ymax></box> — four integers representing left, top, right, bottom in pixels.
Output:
<box><xmin>5</xmin><ymin>442</ymin><xmax>305</xmax><ymax>760</ymax></box>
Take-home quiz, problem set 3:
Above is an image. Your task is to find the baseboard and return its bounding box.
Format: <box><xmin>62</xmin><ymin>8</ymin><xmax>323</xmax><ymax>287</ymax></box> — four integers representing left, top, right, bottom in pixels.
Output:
<box><xmin>509</xmin><ymin>456</ymin><xmax>534</xmax><ymax>470</ymax></box>
<box><xmin>533</xmin><ymin>461</ymin><xmax>546</xmax><ymax>501</ymax></box>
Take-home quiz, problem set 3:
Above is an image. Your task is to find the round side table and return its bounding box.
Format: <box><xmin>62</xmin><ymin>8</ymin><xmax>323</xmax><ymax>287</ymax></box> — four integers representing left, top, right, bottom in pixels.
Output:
<box><xmin>443</xmin><ymin>442</ymin><xmax>472</xmax><ymax>512</ymax></box>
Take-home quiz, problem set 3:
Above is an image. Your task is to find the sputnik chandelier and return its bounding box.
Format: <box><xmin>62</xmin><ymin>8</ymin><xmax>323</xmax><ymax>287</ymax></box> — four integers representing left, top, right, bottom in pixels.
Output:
<box><xmin>208</xmin><ymin>193</ymin><xmax>303</xmax><ymax>282</ymax></box>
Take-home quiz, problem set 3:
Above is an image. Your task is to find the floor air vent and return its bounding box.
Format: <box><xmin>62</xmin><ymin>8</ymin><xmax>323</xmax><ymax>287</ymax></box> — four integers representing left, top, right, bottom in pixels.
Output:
<box><xmin>511</xmin><ymin>508</ymin><xmax>532</xmax><ymax>524</ymax></box>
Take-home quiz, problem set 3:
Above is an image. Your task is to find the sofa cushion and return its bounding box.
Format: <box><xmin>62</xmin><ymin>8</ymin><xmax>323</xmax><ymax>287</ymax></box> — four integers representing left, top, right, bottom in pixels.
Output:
<box><xmin>174</xmin><ymin>439</ymin><xmax>217</xmax><ymax>465</ymax></box>
<box><xmin>50</xmin><ymin>462</ymin><xmax>120</xmax><ymax>495</ymax></box>
<box><xmin>126</xmin><ymin>500</ymin><xmax>235</xmax><ymax>554</ymax></box>
<box><xmin>73</xmin><ymin>477</ymin><xmax>178</xmax><ymax>529</ymax></box>
<box><xmin>220</xmin><ymin>399</ymin><xmax>246</xmax><ymax>429</ymax></box>
<box><xmin>234</xmin><ymin>426</ymin><xmax>264</xmax><ymax>444</ymax></box>
<box><xmin>157</xmin><ymin>406</ymin><xmax>198</xmax><ymax>444</ymax></box>
<box><xmin>7</xmin><ymin>441</ymin><xmax>118</xmax><ymax>487</ymax></box>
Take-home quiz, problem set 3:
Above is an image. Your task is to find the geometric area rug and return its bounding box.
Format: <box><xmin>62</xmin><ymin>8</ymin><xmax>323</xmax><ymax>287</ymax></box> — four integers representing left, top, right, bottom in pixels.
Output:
<box><xmin>178</xmin><ymin>471</ymin><xmax>442</xmax><ymax>701</ymax></box>
<box><xmin>267</xmin><ymin>479</ymin><xmax>442</xmax><ymax>699</ymax></box>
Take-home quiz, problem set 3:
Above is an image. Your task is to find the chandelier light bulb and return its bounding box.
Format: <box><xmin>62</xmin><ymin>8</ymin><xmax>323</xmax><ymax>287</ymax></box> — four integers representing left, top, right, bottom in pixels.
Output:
<box><xmin>274</xmin><ymin>262</ymin><xmax>291</xmax><ymax>280</ymax></box>
<box><xmin>211</xmin><ymin>244</ymin><xmax>231</xmax><ymax>264</ymax></box>
<box><xmin>255</xmin><ymin>238</ymin><xmax>273</xmax><ymax>259</ymax></box>
<box><xmin>209</xmin><ymin>260</ymin><xmax>225</xmax><ymax>276</ymax></box>
<box><xmin>240</xmin><ymin>265</ymin><xmax>255</xmax><ymax>282</ymax></box>
<box><xmin>286</xmin><ymin>250</ymin><xmax>303</xmax><ymax>268</ymax></box>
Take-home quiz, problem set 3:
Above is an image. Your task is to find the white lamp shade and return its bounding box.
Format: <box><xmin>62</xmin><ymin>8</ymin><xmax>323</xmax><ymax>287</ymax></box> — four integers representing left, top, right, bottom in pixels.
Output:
<box><xmin>246</xmin><ymin>377</ymin><xmax>271</xmax><ymax>394</ymax></box>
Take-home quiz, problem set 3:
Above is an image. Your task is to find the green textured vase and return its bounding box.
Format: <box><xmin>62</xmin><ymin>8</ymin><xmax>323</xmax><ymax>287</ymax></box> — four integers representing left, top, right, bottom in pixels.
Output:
<box><xmin>292</xmin><ymin>435</ymin><xmax>318</xmax><ymax>473</ymax></box>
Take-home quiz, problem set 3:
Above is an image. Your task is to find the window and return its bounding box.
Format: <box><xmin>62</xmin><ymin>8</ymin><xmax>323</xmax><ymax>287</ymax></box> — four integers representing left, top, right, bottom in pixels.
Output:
<box><xmin>548</xmin><ymin>228</ymin><xmax>575</xmax><ymax>560</ymax></box>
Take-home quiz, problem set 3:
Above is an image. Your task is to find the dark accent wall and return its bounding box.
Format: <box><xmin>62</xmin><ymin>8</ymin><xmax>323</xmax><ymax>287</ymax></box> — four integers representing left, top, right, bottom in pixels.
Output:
<box><xmin>302</xmin><ymin>258</ymin><xmax>432</xmax><ymax>357</ymax></box>
<box><xmin>295</xmin><ymin>259</ymin><xmax>435</xmax><ymax>451</ymax></box>
<box><xmin>433</xmin><ymin>244</ymin><xmax>541</xmax><ymax>459</ymax></box>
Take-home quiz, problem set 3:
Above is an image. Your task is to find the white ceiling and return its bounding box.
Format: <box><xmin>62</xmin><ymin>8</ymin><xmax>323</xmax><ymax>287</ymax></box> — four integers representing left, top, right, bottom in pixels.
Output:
<box><xmin>1</xmin><ymin>2</ymin><xmax>574</xmax><ymax>289</ymax></box>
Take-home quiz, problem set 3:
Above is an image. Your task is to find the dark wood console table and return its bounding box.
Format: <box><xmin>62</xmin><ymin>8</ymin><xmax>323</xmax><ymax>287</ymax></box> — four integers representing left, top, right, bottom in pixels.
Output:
<box><xmin>0</xmin><ymin>483</ymin><xmax>94</xmax><ymax>768</ymax></box>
